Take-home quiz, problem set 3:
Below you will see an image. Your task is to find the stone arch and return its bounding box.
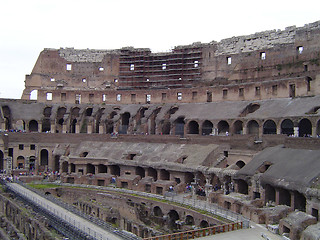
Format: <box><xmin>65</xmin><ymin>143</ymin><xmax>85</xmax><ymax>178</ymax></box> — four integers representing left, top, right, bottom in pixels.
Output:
<box><xmin>30</xmin><ymin>89</ymin><xmax>38</xmax><ymax>100</ymax></box>
<box><xmin>299</xmin><ymin>118</ymin><xmax>312</xmax><ymax>137</ymax></box>
<box><xmin>42</xmin><ymin>119</ymin><xmax>51</xmax><ymax>132</ymax></box>
<box><xmin>54</xmin><ymin>155</ymin><xmax>60</xmax><ymax>172</ymax></box>
<box><xmin>15</xmin><ymin>120</ymin><xmax>25</xmax><ymax>131</ymax></box>
<box><xmin>174</xmin><ymin>117</ymin><xmax>185</xmax><ymax>137</ymax></box>
<box><xmin>119</xmin><ymin>112</ymin><xmax>130</xmax><ymax>134</ymax></box>
<box><xmin>279</xmin><ymin>188</ymin><xmax>291</xmax><ymax>207</ymax></box>
<box><xmin>263</xmin><ymin>120</ymin><xmax>277</xmax><ymax>134</ymax></box>
<box><xmin>202</xmin><ymin>120</ymin><xmax>213</xmax><ymax>135</ymax></box>
<box><xmin>168</xmin><ymin>210</ymin><xmax>179</xmax><ymax>229</ymax></box>
<box><xmin>70</xmin><ymin>163</ymin><xmax>76</xmax><ymax>173</ymax></box>
<box><xmin>247</xmin><ymin>120</ymin><xmax>259</xmax><ymax>135</ymax></box>
<box><xmin>87</xmin><ymin>164</ymin><xmax>95</xmax><ymax>174</ymax></box>
<box><xmin>43</xmin><ymin>107</ymin><xmax>52</xmax><ymax>117</ymax></box>
<box><xmin>29</xmin><ymin>156</ymin><xmax>36</xmax><ymax>171</ymax></box>
<box><xmin>56</xmin><ymin>107</ymin><xmax>66</xmax><ymax>133</ymax></box>
<box><xmin>281</xmin><ymin>119</ymin><xmax>294</xmax><ymax>135</ymax></box>
<box><xmin>147</xmin><ymin>167</ymin><xmax>157</xmax><ymax>181</ymax></box>
<box><xmin>265</xmin><ymin>184</ymin><xmax>276</xmax><ymax>203</ymax></box>
<box><xmin>217</xmin><ymin>120</ymin><xmax>229</xmax><ymax>135</ymax></box>
<box><xmin>85</xmin><ymin>108</ymin><xmax>93</xmax><ymax>116</ymax></box>
<box><xmin>317</xmin><ymin>119</ymin><xmax>320</xmax><ymax>136</ymax></box>
<box><xmin>187</xmin><ymin>120</ymin><xmax>199</xmax><ymax>134</ymax></box>
<box><xmin>185</xmin><ymin>215</ymin><xmax>194</xmax><ymax>225</ymax></box>
<box><xmin>62</xmin><ymin>161</ymin><xmax>68</xmax><ymax>173</ymax></box>
<box><xmin>70</xmin><ymin>119</ymin><xmax>77</xmax><ymax>133</ymax></box>
<box><xmin>109</xmin><ymin>165</ymin><xmax>120</xmax><ymax>176</ymax></box>
<box><xmin>105</xmin><ymin>120</ymin><xmax>114</xmax><ymax>134</ymax></box>
<box><xmin>196</xmin><ymin>172</ymin><xmax>206</xmax><ymax>187</ymax></box>
<box><xmin>2</xmin><ymin>106</ymin><xmax>12</xmax><ymax>130</ymax></box>
<box><xmin>17</xmin><ymin>156</ymin><xmax>25</xmax><ymax>169</ymax></box>
<box><xmin>233</xmin><ymin>120</ymin><xmax>243</xmax><ymax>134</ymax></box>
<box><xmin>200</xmin><ymin>220</ymin><xmax>209</xmax><ymax>228</ymax></box>
<box><xmin>0</xmin><ymin>150</ymin><xmax>3</xmax><ymax>170</ymax></box>
<box><xmin>160</xmin><ymin>169</ymin><xmax>170</xmax><ymax>180</ymax></box>
<box><xmin>185</xmin><ymin>172</ymin><xmax>194</xmax><ymax>184</ymax></box>
<box><xmin>237</xmin><ymin>179</ymin><xmax>248</xmax><ymax>194</ymax></box>
<box><xmin>236</xmin><ymin>160</ymin><xmax>246</xmax><ymax>169</ymax></box>
<box><xmin>98</xmin><ymin>164</ymin><xmax>107</xmax><ymax>173</ymax></box>
<box><xmin>135</xmin><ymin>166</ymin><xmax>145</xmax><ymax>178</ymax></box>
<box><xmin>40</xmin><ymin>149</ymin><xmax>49</xmax><ymax>166</ymax></box>
<box><xmin>153</xmin><ymin>206</ymin><xmax>163</xmax><ymax>217</ymax></box>
<box><xmin>29</xmin><ymin>120</ymin><xmax>38</xmax><ymax>132</ymax></box>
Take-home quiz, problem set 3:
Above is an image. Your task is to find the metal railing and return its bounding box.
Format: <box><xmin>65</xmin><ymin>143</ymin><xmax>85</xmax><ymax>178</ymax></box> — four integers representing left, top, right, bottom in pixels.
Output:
<box><xmin>143</xmin><ymin>222</ymin><xmax>243</xmax><ymax>240</ymax></box>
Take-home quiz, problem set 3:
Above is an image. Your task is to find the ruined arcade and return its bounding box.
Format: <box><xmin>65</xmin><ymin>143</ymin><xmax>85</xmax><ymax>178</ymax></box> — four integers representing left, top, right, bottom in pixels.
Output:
<box><xmin>2</xmin><ymin>20</ymin><xmax>320</xmax><ymax>239</ymax></box>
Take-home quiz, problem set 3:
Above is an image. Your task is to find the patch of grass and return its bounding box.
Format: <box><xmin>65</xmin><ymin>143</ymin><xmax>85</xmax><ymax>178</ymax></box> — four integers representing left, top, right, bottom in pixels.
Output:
<box><xmin>27</xmin><ymin>183</ymin><xmax>60</xmax><ymax>189</ymax></box>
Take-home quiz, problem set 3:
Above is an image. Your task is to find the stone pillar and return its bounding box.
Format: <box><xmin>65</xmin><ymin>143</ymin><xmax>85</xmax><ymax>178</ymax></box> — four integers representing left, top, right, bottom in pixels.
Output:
<box><xmin>50</xmin><ymin>123</ymin><xmax>55</xmax><ymax>133</ymax></box>
<box><xmin>312</xmin><ymin>126</ymin><xmax>317</xmax><ymax>137</ymax></box>
<box><xmin>275</xmin><ymin>189</ymin><xmax>280</xmax><ymax>205</ymax></box>
<box><xmin>38</xmin><ymin>123</ymin><xmax>42</xmax><ymax>133</ymax></box>
<box><xmin>294</xmin><ymin>127</ymin><xmax>299</xmax><ymax>137</ymax></box>
<box><xmin>87</xmin><ymin>124</ymin><xmax>92</xmax><ymax>134</ymax></box>
<box><xmin>75</xmin><ymin>123</ymin><xmax>80</xmax><ymax>133</ymax></box>
<box><xmin>62</xmin><ymin>124</ymin><xmax>67</xmax><ymax>133</ymax></box>
<box><xmin>243</xmin><ymin>125</ymin><xmax>247</xmax><ymax>135</ymax></box>
<box><xmin>99</xmin><ymin>124</ymin><xmax>104</xmax><ymax>134</ymax></box>
<box><xmin>290</xmin><ymin>192</ymin><xmax>295</xmax><ymax>210</ymax></box>
<box><xmin>276</xmin><ymin>123</ymin><xmax>281</xmax><ymax>134</ymax></box>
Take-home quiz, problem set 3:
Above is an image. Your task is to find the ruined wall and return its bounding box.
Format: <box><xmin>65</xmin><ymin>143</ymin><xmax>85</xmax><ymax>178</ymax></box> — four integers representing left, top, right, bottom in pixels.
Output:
<box><xmin>21</xmin><ymin>21</ymin><xmax>320</xmax><ymax>104</ymax></box>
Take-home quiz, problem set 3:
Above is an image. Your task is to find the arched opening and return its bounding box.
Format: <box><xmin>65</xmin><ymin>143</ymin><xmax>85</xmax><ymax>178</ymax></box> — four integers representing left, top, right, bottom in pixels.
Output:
<box><xmin>160</xmin><ymin>169</ymin><xmax>170</xmax><ymax>180</ymax></box>
<box><xmin>109</xmin><ymin>165</ymin><xmax>120</xmax><ymax>176</ymax></box>
<box><xmin>15</xmin><ymin>120</ymin><xmax>25</xmax><ymax>131</ymax></box>
<box><xmin>185</xmin><ymin>172</ymin><xmax>195</xmax><ymax>184</ymax></box>
<box><xmin>29</xmin><ymin>156</ymin><xmax>35</xmax><ymax>171</ymax></box>
<box><xmin>185</xmin><ymin>215</ymin><xmax>194</xmax><ymax>226</ymax></box>
<box><xmin>106</xmin><ymin>120</ymin><xmax>114</xmax><ymax>134</ymax></box>
<box><xmin>54</xmin><ymin>155</ymin><xmax>60</xmax><ymax>172</ymax></box>
<box><xmin>233</xmin><ymin>120</ymin><xmax>243</xmax><ymax>135</ymax></box>
<box><xmin>62</xmin><ymin>161</ymin><xmax>68</xmax><ymax>173</ymax></box>
<box><xmin>29</xmin><ymin>120</ymin><xmax>38</xmax><ymax>132</ymax></box>
<box><xmin>196</xmin><ymin>172</ymin><xmax>206</xmax><ymax>187</ymax></box>
<box><xmin>0</xmin><ymin>151</ymin><xmax>3</xmax><ymax>170</ymax></box>
<box><xmin>147</xmin><ymin>167</ymin><xmax>157</xmax><ymax>181</ymax></box>
<box><xmin>279</xmin><ymin>188</ymin><xmax>291</xmax><ymax>207</ymax></box>
<box><xmin>153</xmin><ymin>206</ymin><xmax>163</xmax><ymax>217</ymax></box>
<box><xmin>42</xmin><ymin>119</ymin><xmax>51</xmax><ymax>132</ymax></box>
<box><xmin>263</xmin><ymin>120</ymin><xmax>277</xmax><ymax>134</ymax></box>
<box><xmin>87</xmin><ymin>164</ymin><xmax>95</xmax><ymax>174</ymax></box>
<box><xmin>294</xmin><ymin>191</ymin><xmax>306</xmax><ymax>212</ymax></box>
<box><xmin>30</xmin><ymin>89</ymin><xmax>38</xmax><ymax>100</ymax></box>
<box><xmin>265</xmin><ymin>184</ymin><xmax>276</xmax><ymax>203</ymax></box>
<box><xmin>202</xmin><ymin>120</ymin><xmax>213</xmax><ymax>135</ymax></box>
<box><xmin>162</xmin><ymin>120</ymin><xmax>171</xmax><ymax>135</ymax></box>
<box><xmin>237</xmin><ymin>179</ymin><xmax>248</xmax><ymax>194</ymax></box>
<box><xmin>187</xmin><ymin>121</ymin><xmax>199</xmax><ymax>134</ymax></box>
<box><xmin>317</xmin><ymin>120</ymin><xmax>320</xmax><ymax>136</ymax></box>
<box><xmin>168</xmin><ymin>210</ymin><xmax>179</xmax><ymax>229</ymax></box>
<box><xmin>71</xmin><ymin>119</ymin><xmax>77</xmax><ymax>133</ymax></box>
<box><xmin>17</xmin><ymin>156</ymin><xmax>25</xmax><ymax>169</ymax></box>
<box><xmin>281</xmin><ymin>119</ymin><xmax>294</xmax><ymax>136</ymax></box>
<box><xmin>200</xmin><ymin>220</ymin><xmax>209</xmax><ymax>228</ymax></box>
<box><xmin>2</xmin><ymin>106</ymin><xmax>12</xmax><ymax>130</ymax></box>
<box><xmin>299</xmin><ymin>118</ymin><xmax>312</xmax><ymax>137</ymax></box>
<box><xmin>174</xmin><ymin>117</ymin><xmax>185</xmax><ymax>137</ymax></box>
<box><xmin>70</xmin><ymin>163</ymin><xmax>76</xmax><ymax>173</ymax></box>
<box><xmin>40</xmin><ymin>149</ymin><xmax>49</xmax><ymax>166</ymax></box>
<box><xmin>120</xmin><ymin>112</ymin><xmax>130</xmax><ymax>134</ymax></box>
<box><xmin>98</xmin><ymin>164</ymin><xmax>107</xmax><ymax>173</ymax></box>
<box><xmin>136</xmin><ymin>167</ymin><xmax>145</xmax><ymax>178</ymax></box>
<box><xmin>247</xmin><ymin>120</ymin><xmax>259</xmax><ymax>135</ymax></box>
<box><xmin>235</xmin><ymin>160</ymin><xmax>246</xmax><ymax>169</ymax></box>
<box><xmin>56</xmin><ymin>107</ymin><xmax>66</xmax><ymax>133</ymax></box>
<box><xmin>217</xmin><ymin>120</ymin><xmax>229</xmax><ymax>135</ymax></box>
<box><xmin>86</xmin><ymin>108</ymin><xmax>93</xmax><ymax>116</ymax></box>
<box><xmin>43</xmin><ymin>107</ymin><xmax>52</xmax><ymax>117</ymax></box>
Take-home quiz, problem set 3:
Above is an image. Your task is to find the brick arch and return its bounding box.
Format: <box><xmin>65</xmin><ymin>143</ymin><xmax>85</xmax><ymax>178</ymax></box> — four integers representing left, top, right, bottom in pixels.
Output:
<box><xmin>187</xmin><ymin>120</ymin><xmax>199</xmax><ymax>134</ymax></box>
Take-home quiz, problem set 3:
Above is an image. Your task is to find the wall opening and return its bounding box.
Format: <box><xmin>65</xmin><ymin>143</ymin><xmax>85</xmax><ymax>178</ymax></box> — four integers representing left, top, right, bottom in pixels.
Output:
<box><xmin>233</xmin><ymin>120</ymin><xmax>243</xmax><ymax>134</ymax></box>
<box><xmin>202</xmin><ymin>120</ymin><xmax>213</xmax><ymax>135</ymax></box>
<box><xmin>281</xmin><ymin>119</ymin><xmax>294</xmax><ymax>135</ymax></box>
<box><xmin>217</xmin><ymin>120</ymin><xmax>229</xmax><ymax>135</ymax></box>
<box><xmin>299</xmin><ymin>118</ymin><xmax>312</xmax><ymax>137</ymax></box>
<box><xmin>263</xmin><ymin>120</ymin><xmax>276</xmax><ymax>134</ymax></box>
<box><xmin>187</xmin><ymin>121</ymin><xmax>199</xmax><ymax>134</ymax></box>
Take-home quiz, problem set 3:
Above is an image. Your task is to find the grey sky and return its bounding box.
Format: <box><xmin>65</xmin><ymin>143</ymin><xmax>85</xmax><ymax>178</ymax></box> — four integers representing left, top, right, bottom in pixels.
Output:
<box><xmin>1</xmin><ymin>0</ymin><xmax>320</xmax><ymax>99</ymax></box>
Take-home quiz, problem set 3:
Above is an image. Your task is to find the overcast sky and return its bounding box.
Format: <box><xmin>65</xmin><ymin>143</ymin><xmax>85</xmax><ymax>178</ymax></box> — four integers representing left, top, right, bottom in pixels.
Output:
<box><xmin>1</xmin><ymin>0</ymin><xmax>320</xmax><ymax>99</ymax></box>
